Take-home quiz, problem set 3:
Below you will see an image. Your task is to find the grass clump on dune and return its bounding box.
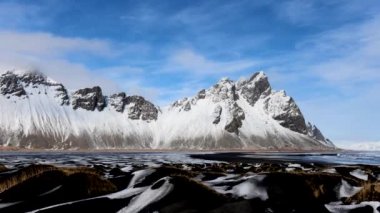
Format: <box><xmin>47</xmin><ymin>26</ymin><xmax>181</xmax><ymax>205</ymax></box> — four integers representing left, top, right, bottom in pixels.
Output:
<box><xmin>0</xmin><ymin>164</ymin><xmax>111</xmax><ymax>197</ymax></box>
<box><xmin>0</xmin><ymin>164</ymin><xmax>57</xmax><ymax>193</ymax></box>
<box><xmin>346</xmin><ymin>182</ymin><xmax>380</xmax><ymax>203</ymax></box>
<box><xmin>148</xmin><ymin>175</ymin><xmax>228</xmax><ymax>213</ymax></box>
<box><xmin>134</xmin><ymin>166</ymin><xmax>197</xmax><ymax>187</ymax></box>
<box><xmin>0</xmin><ymin>164</ymin><xmax>8</xmax><ymax>173</ymax></box>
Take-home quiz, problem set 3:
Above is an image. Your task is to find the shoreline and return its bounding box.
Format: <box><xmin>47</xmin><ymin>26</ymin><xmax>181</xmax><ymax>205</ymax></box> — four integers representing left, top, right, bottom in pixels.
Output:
<box><xmin>0</xmin><ymin>146</ymin><xmax>343</xmax><ymax>153</ymax></box>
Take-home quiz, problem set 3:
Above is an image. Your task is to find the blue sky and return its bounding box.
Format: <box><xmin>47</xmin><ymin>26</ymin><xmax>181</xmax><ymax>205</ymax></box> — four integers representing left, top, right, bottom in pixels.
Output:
<box><xmin>0</xmin><ymin>0</ymin><xmax>379</xmax><ymax>144</ymax></box>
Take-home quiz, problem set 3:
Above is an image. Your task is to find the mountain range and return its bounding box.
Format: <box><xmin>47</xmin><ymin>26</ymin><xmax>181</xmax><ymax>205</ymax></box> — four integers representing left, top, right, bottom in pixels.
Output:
<box><xmin>0</xmin><ymin>70</ymin><xmax>335</xmax><ymax>150</ymax></box>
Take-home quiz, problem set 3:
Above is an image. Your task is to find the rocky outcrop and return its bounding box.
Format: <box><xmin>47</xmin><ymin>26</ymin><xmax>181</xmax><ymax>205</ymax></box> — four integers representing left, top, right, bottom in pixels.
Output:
<box><xmin>224</xmin><ymin>102</ymin><xmax>245</xmax><ymax>134</ymax></box>
<box><xmin>108</xmin><ymin>93</ymin><xmax>158</xmax><ymax>120</ymax></box>
<box><xmin>307</xmin><ymin>122</ymin><xmax>325</xmax><ymax>141</ymax></box>
<box><xmin>109</xmin><ymin>92</ymin><xmax>127</xmax><ymax>112</ymax></box>
<box><xmin>54</xmin><ymin>84</ymin><xmax>70</xmax><ymax>105</ymax></box>
<box><xmin>0</xmin><ymin>72</ymin><xmax>26</xmax><ymax>97</ymax></box>
<box><xmin>209</xmin><ymin>78</ymin><xmax>237</xmax><ymax>102</ymax></box>
<box><xmin>264</xmin><ymin>91</ymin><xmax>307</xmax><ymax>134</ymax></box>
<box><xmin>125</xmin><ymin>96</ymin><xmax>158</xmax><ymax>121</ymax></box>
<box><xmin>19</xmin><ymin>71</ymin><xmax>47</xmax><ymax>86</ymax></box>
<box><xmin>212</xmin><ymin>105</ymin><xmax>222</xmax><ymax>124</ymax></box>
<box><xmin>237</xmin><ymin>72</ymin><xmax>271</xmax><ymax>106</ymax></box>
<box><xmin>197</xmin><ymin>89</ymin><xmax>206</xmax><ymax>99</ymax></box>
<box><xmin>72</xmin><ymin>86</ymin><xmax>106</xmax><ymax>111</ymax></box>
<box><xmin>172</xmin><ymin>98</ymin><xmax>192</xmax><ymax>112</ymax></box>
<box><xmin>0</xmin><ymin>71</ymin><xmax>70</xmax><ymax>105</ymax></box>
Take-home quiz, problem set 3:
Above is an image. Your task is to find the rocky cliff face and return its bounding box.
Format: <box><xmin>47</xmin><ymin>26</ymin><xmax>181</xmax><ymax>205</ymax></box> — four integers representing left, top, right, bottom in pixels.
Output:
<box><xmin>237</xmin><ymin>72</ymin><xmax>271</xmax><ymax>106</ymax></box>
<box><xmin>0</xmin><ymin>72</ymin><xmax>27</xmax><ymax>97</ymax></box>
<box><xmin>162</xmin><ymin>71</ymin><xmax>333</xmax><ymax>150</ymax></box>
<box><xmin>307</xmin><ymin>122</ymin><xmax>334</xmax><ymax>146</ymax></box>
<box><xmin>72</xmin><ymin>86</ymin><xmax>106</xmax><ymax>111</ymax></box>
<box><xmin>0</xmin><ymin>70</ymin><xmax>334</xmax><ymax>150</ymax></box>
<box><xmin>264</xmin><ymin>91</ymin><xmax>307</xmax><ymax>134</ymax></box>
<box><xmin>125</xmin><ymin>96</ymin><xmax>158</xmax><ymax>121</ymax></box>
<box><xmin>0</xmin><ymin>71</ymin><xmax>69</xmax><ymax>104</ymax></box>
<box><xmin>108</xmin><ymin>93</ymin><xmax>158</xmax><ymax>120</ymax></box>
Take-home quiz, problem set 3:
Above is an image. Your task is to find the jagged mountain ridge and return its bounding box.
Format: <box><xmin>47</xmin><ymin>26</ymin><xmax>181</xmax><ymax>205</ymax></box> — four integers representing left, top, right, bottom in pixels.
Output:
<box><xmin>0</xmin><ymin>70</ymin><xmax>334</xmax><ymax>150</ymax></box>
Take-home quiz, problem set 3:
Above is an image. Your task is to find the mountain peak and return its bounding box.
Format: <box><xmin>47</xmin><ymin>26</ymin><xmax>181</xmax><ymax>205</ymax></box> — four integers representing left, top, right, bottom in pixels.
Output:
<box><xmin>237</xmin><ymin>71</ymin><xmax>271</xmax><ymax>106</ymax></box>
<box><xmin>248</xmin><ymin>71</ymin><xmax>266</xmax><ymax>81</ymax></box>
<box><xmin>218</xmin><ymin>77</ymin><xmax>232</xmax><ymax>83</ymax></box>
<box><xmin>0</xmin><ymin>69</ymin><xmax>334</xmax><ymax>150</ymax></box>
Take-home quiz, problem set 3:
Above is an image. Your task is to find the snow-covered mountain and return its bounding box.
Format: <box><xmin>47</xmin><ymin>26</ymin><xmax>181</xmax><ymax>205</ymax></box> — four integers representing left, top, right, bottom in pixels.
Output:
<box><xmin>335</xmin><ymin>141</ymin><xmax>380</xmax><ymax>151</ymax></box>
<box><xmin>0</xmin><ymin>70</ymin><xmax>334</xmax><ymax>150</ymax></box>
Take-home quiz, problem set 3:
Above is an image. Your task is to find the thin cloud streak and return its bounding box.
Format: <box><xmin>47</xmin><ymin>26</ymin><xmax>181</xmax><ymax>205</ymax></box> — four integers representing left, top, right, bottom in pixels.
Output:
<box><xmin>164</xmin><ymin>49</ymin><xmax>257</xmax><ymax>75</ymax></box>
<box><xmin>0</xmin><ymin>31</ymin><xmax>121</xmax><ymax>94</ymax></box>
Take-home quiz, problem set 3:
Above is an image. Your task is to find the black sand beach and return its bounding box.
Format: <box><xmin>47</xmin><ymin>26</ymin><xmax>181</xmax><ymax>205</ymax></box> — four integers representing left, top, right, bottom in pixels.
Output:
<box><xmin>0</xmin><ymin>152</ymin><xmax>379</xmax><ymax>213</ymax></box>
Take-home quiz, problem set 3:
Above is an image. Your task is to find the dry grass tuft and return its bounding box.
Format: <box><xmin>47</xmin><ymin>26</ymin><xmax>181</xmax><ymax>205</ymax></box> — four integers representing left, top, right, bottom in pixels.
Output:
<box><xmin>134</xmin><ymin>166</ymin><xmax>197</xmax><ymax>187</ymax></box>
<box><xmin>0</xmin><ymin>164</ymin><xmax>8</xmax><ymax>173</ymax></box>
<box><xmin>60</xmin><ymin>166</ymin><xmax>100</xmax><ymax>176</ymax></box>
<box><xmin>0</xmin><ymin>165</ymin><xmax>57</xmax><ymax>193</ymax></box>
<box><xmin>0</xmin><ymin>164</ymin><xmax>102</xmax><ymax>193</ymax></box>
<box><xmin>63</xmin><ymin>172</ymin><xmax>117</xmax><ymax>198</ymax></box>
<box><xmin>347</xmin><ymin>181</ymin><xmax>380</xmax><ymax>203</ymax></box>
<box><xmin>170</xmin><ymin>175</ymin><xmax>227</xmax><ymax>200</ymax></box>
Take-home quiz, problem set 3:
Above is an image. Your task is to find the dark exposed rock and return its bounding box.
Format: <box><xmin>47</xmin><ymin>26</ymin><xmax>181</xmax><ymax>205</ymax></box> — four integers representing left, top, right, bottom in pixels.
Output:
<box><xmin>19</xmin><ymin>71</ymin><xmax>47</xmax><ymax>86</ymax></box>
<box><xmin>264</xmin><ymin>91</ymin><xmax>307</xmax><ymax>134</ymax></box>
<box><xmin>54</xmin><ymin>84</ymin><xmax>70</xmax><ymax>105</ymax></box>
<box><xmin>237</xmin><ymin>72</ymin><xmax>271</xmax><ymax>106</ymax></box>
<box><xmin>0</xmin><ymin>72</ymin><xmax>26</xmax><ymax>97</ymax></box>
<box><xmin>210</xmin><ymin>78</ymin><xmax>238</xmax><ymax>102</ymax></box>
<box><xmin>307</xmin><ymin>122</ymin><xmax>327</xmax><ymax>142</ymax></box>
<box><xmin>212</xmin><ymin>105</ymin><xmax>222</xmax><ymax>124</ymax></box>
<box><xmin>72</xmin><ymin>86</ymin><xmax>106</xmax><ymax>111</ymax></box>
<box><xmin>225</xmin><ymin>102</ymin><xmax>245</xmax><ymax>134</ymax></box>
<box><xmin>0</xmin><ymin>164</ymin><xmax>8</xmax><ymax>173</ymax></box>
<box><xmin>125</xmin><ymin>95</ymin><xmax>158</xmax><ymax>121</ymax></box>
<box><xmin>183</xmin><ymin>101</ymin><xmax>191</xmax><ymax>111</ymax></box>
<box><xmin>108</xmin><ymin>93</ymin><xmax>158</xmax><ymax>121</ymax></box>
<box><xmin>171</xmin><ymin>99</ymin><xmax>182</xmax><ymax>108</ymax></box>
<box><xmin>171</xmin><ymin>98</ymin><xmax>193</xmax><ymax>112</ymax></box>
<box><xmin>0</xmin><ymin>71</ymin><xmax>70</xmax><ymax>105</ymax></box>
<box><xmin>197</xmin><ymin>89</ymin><xmax>206</xmax><ymax>99</ymax></box>
<box><xmin>274</xmin><ymin>111</ymin><xmax>307</xmax><ymax>134</ymax></box>
<box><xmin>109</xmin><ymin>92</ymin><xmax>127</xmax><ymax>112</ymax></box>
<box><xmin>306</xmin><ymin>123</ymin><xmax>334</xmax><ymax>146</ymax></box>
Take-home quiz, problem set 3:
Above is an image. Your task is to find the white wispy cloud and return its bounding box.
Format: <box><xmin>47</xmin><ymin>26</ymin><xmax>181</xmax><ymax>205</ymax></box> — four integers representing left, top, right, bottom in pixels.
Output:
<box><xmin>275</xmin><ymin>0</ymin><xmax>317</xmax><ymax>25</ymax></box>
<box><xmin>258</xmin><ymin>10</ymin><xmax>380</xmax><ymax>143</ymax></box>
<box><xmin>306</xmin><ymin>16</ymin><xmax>380</xmax><ymax>86</ymax></box>
<box><xmin>274</xmin><ymin>0</ymin><xmax>380</xmax><ymax>26</ymax></box>
<box><xmin>0</xmin><ymin>31</ymin><xmax>117</xmax><ymax>57</ymax></box>
<box><xmin>262</xmin><ymin>14</ymin><xmax>380</xmax><ymax>89</ymax></box>
<box><xmin>0</xmin><ymin>31</ymin><xmax>121</xmax><ymax>94</ymax></box>
<box><xmin>0</xmin><ymin>2</ymin><xmax>47</xmax><ymax>28</ymax></box>
<box><xmin>165</xmin><ymin>49</ymin><xmax>257</xmax><ymax>75</ymax></box>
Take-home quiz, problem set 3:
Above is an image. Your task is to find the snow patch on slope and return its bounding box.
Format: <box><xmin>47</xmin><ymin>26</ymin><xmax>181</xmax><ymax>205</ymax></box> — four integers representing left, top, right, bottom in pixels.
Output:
<box><xmin>337</xmin><ymin>179</ymin><xmax>362</xmax><ymax>199</ymax></box>
<box><xmin>117</xmin><ymin>177</ymin><xmax>174</xmax><ymax>213</ymax></box>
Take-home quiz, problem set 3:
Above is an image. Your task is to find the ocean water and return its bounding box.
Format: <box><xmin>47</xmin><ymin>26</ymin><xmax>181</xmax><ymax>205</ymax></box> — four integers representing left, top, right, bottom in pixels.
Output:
<box><xmin>0</xmin><ymin>151</ymin><xmax>379</xmax><ymax>167</ymax></box>
<box><xmin>241</xmin><ymin>151</ymin><xmax>380</xmax><ymax>165</ymax></box>
<box><xmin>0</xmin><ymin>152</ymin><xmax>218</xmax><ymax>168</ymax></box>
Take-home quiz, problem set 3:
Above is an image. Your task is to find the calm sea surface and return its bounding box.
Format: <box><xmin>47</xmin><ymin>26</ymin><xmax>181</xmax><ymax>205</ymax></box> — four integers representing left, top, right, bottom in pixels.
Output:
<box><xmin>0</xmin><ymin>151</ymin><xmax>379</xmax><ymax>167</ymax></box>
